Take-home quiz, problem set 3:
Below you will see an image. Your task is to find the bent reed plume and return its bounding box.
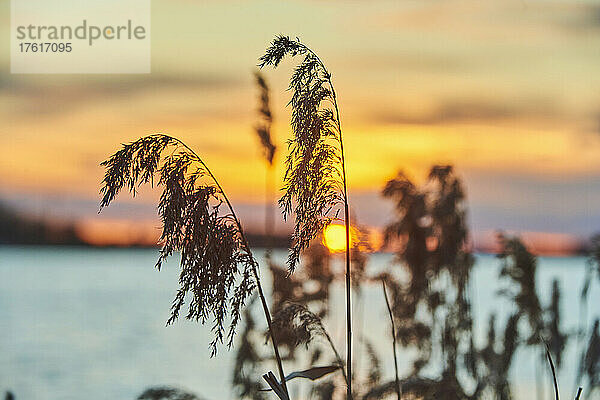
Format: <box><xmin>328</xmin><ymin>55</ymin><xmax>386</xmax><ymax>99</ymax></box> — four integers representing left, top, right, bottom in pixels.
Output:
<box><xmin>99</xmin><ymin>133</ymin><xmax>289</xmax><ymax>397</ymax></box>
<box><xmin>259</xmin><ymin>35</ymin><xmax>354</xmax><ymax>399</ymax></box>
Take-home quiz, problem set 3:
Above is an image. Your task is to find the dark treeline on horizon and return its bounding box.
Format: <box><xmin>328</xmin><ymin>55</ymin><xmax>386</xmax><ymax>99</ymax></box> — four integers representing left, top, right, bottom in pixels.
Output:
<box><xmin>0</xmin><ymin>201</ymin><xmax>85</xmax><ymax>246</ymax></box>
<box><xmin>0</xmin><ymin>198</ymin><xmax>294</xmax><ymax>249</ymax></box>
<box><xmin>0</xmin><ymin>196</ymin><xmax>594</xmax><ymax>255</ymax></box>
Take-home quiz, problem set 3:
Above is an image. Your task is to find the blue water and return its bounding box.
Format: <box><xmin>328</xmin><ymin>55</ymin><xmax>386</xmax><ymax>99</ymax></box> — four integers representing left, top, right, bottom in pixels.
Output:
<box><xmin>0</xmin><ymin>246</ymin><xmax>598</xmax><ymax>399</ymax></box>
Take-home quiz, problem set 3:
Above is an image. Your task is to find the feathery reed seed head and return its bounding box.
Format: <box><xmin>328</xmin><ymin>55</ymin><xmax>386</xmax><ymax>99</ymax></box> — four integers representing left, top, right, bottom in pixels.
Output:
<box><xmin>254</xmin><ymin>71</ymin><xmax>276</xmax><ymax>165</ymax></box>
<box><xmin>100</xmin><ymin>134</ymin><xmax>256</xmax><ymax>356</ymax></box>
<box><xmin>272</xmin><ymin>303</ymin><xmax>327</xmax><ymax>348</ymax></box>
<box><xmin>260</xmin><ymin>36</ymin><xmax>344</xmax><ymax>271</ymax></box>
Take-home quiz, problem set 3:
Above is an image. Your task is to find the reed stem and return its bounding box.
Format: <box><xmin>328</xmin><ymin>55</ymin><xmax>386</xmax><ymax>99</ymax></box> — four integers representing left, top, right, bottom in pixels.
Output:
<box><xmin>308</xmin><ymin>49</ymin><xmax>353</xmax><ymax>400</ymax></box>
<box><xmin>382</xmin><ymin>279</ymin><xmax>401</xmax><ymax>400</ymax></box>
<box><xmin>333</xmin><ymin>79</ymin><xmax>352</xmax><ymax>400</ymax></box>
<box><xmin>330</xmin><ymin>80</ymin><xmax>353</xmax><ymax>400</ymax></box>
<box><xmin>544</xmin><ymin>342</ymin><xmax>559</xmax><ymax>400</ymax></box>
<box><xmin>305</xmin><ymin>47</ymin><xmax>352</xmax><ymax>400</ymax></box>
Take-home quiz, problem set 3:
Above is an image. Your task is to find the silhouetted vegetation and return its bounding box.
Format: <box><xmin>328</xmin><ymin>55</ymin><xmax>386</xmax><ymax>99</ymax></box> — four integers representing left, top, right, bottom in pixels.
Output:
<box><xmin>225</xmin><ymin>163</ymin><xmax>592</xmax><ymax>400</ymax></box>
<box><xmin>259</xmin><ymin>35</ymin><xmax>346</xmax><ymax>272</ymax></box>
<box><xmin>576</xmin><ymin>236</ymin><xmax>600</xmax><ymax>396</ymax></box>
<box><xmin>260</xmin><ymin>35</ymin><xmax>355</xmax><ymax>399</ymax></box>
<box><xmin>305</xmin><ymin>166</ymin><xmax>579</xmax><ymax>399</ymax></box>
<box><xmin>137</xmin><ymin>387</ymin><xmax>205</xmax><ymax>400</ymax></box>
<box><xmin>232</xmin><ymin>295</ymin><xmax>269</xmax><ymax>400</ymax></box>
<box><xmin>232</xmin><ymin>242</ymin><xmax>344</xmax><ymax>399</ymax></box>
<box><xmin>99</xmin><ymin>134</ymin><xmax>291</xmax><ymax>397</ymax></box>
<box><xmin>254</xmin><ymin>71</ymin><xmax>276</xmax><ymax>167</ymax></box>
<box><xmin>375</xmin><ymin>166</ymin><xmax>479</xmax><ymax>399</ymax></box>
<box><xmin>381</xmin><ymin>278</ymin><xmax>401</xmax><ymax>400</ymax></box>
<box><xmin>100</xmin><ymin>135</ymin><xmax>259</xmax><ymax>354</ymax></box>
<box><xmin>577</xmin><ymin>320</ymin><xmax>599</xmax><ymax>396</ymax></box>
<box><xmin>253</xmin><ymin>70</ymin><xmax>278</xmax><ymax>256</ymax></box>
<box><xmin>84</xmin><ymin>38</ymin><xmax>600</xmax><ymax>400</ymax></box>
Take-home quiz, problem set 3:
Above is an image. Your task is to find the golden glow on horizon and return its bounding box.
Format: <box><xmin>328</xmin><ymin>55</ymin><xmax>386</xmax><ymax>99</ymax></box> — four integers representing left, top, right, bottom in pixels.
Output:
<box><xmin>74</xmin><ymin>218</ymin><xmax>581</xmax><ymax>256</ymax></box>
<box><xmin>75</xmin><ymin>218</ymin><xmax>159</xmax><ymax>247</ymax></box>
<box><xmin>2</xmin><ymin>114</ymin><xmax>599</xmax><ymax>200</ymax></box>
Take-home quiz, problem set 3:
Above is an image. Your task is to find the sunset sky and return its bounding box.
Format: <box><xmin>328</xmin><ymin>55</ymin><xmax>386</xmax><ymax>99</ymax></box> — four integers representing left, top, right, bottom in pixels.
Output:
<box><xmin>1</xmin><ymin>0</ymin><xmax>599</xmax><ymax>249</ymax></box>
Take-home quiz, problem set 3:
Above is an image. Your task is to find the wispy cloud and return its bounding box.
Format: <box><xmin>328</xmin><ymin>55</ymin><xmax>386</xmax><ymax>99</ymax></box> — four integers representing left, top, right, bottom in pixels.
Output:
<box><xmin>0</xmin><ymin>70</ymin><xmax>240</xmax><ymax>116</ymax></box>
<box><xmin>374</xmin><ymin>98</ymin><xmax>557</xmax><ymax>125</ymax></box>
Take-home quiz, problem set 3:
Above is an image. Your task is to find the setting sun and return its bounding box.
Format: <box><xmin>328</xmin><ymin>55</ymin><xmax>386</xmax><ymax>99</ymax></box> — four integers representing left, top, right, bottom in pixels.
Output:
<box><xmin>323</xmin><ymin>224</ymin><xmax>347</xmax><ymax>252</ymax></box>
<box><xmin>323</xmin><ymin>224</ymin><xmax>357</xmax><ymax>253</ymax></box>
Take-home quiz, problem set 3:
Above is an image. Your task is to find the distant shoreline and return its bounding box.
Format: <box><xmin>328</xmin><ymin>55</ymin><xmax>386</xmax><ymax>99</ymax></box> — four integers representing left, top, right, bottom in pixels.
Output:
<box><xmin>0</xmin><ymin>242</ymin><xmax>589</xmax><ymax>258</ymax></box>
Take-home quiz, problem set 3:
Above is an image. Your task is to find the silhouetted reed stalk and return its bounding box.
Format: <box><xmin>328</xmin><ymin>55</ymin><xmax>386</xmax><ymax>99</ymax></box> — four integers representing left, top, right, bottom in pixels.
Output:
<box><xmin>253</xmin><ymin>71</ymin><xmax>277</xmax><ymax>257</ymax></box>
<box><xmin>544</xmin><ymin>341</ymin><xmax>560</xmax><ymax>400</ymax></box>
<box><xmin>259</xmin><ymin>35</ymin><xmax>353</xmax><ymax>399</ymax></box>
<box><xmin>99</xmin><ymin>134</ymin><xmax>288</xmax><ymax>398</ymax></box>
<box><xmin>381</xmin><ymin>279</ymin><xmax>401</xmax><ymax>400</ymax></box>
<box><xmin>536</xmin><ymin>353</ymin><xmax>545</xmax><ymax>400</ymax></box>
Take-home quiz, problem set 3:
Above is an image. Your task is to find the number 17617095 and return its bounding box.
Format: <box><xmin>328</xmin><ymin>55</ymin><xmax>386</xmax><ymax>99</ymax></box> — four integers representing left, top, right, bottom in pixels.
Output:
<box><xmin>19</xmin><ymin>42</ymin><xmax>72</xmax><ymax>53</ymax></box>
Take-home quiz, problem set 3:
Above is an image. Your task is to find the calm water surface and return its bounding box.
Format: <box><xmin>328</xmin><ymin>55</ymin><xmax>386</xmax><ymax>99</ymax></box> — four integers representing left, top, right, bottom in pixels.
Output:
<box><xmin>0</xmin><ymin>246</ymin><xmax>598</xmax><ymax>399</ymax></box>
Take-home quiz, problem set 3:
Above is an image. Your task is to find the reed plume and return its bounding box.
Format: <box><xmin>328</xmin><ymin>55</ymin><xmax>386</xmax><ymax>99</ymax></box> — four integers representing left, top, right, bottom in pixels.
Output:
<box><xmin>497</xmin><ymin>234</ymin><xmax>544</xmax><ymax>343</ymax></box>
<box><xmin>259</xmin><ymin>35</ymin><xmax>354</xmax><ymax>399</ymax></box>
<box><xmin>254</xmin><ymin>71</ymin><xmax>276</xmax><ymax>167</ymax></box>
<box><xmin>99</xmin><ymin>134</ymin><xmax>289</xmax><ymax>396</ymax></box>
<box><xmin>271</xmin><ymin>303</ymin><xmax>347</xmax><ymax>384</ymax></box>
<box><xmin>545</xmin><ymin>280</ymin><xmax>568</xmax><ymax>369</ymax></box>
<box><xmin>477</xmin><ymin>313</ymin><xmax>519</xmax><ymax>399</ymax></box>
<box><xmin>253</xmin><ymin>71</ymin><xmax>277</xmax><ymax>256</ymax></box>
<box><xmin>577</xmin><ymin>319</ymin><xmax>600</xmax><ymax>395</ymax></box>
<box><xmin>578</xmin><ymin>234</ymin><xmax>600</xmax><ymax>363</ymax></box>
